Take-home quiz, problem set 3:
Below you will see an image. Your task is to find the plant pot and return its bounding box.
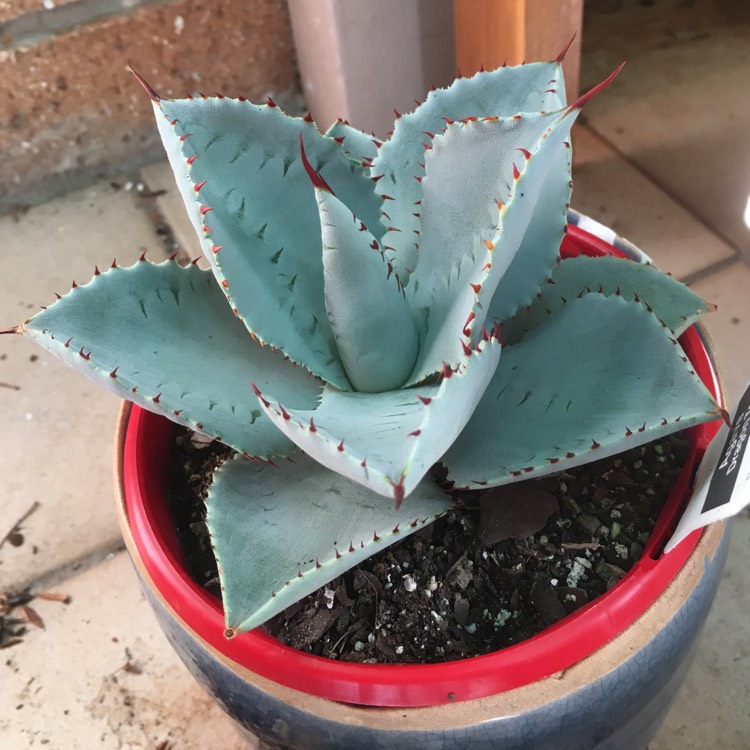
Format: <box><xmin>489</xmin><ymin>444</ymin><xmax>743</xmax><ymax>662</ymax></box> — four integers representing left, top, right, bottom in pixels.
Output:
<box><xmin>113</xmin><ymin>218</ymin><xmax>731</xmax><ymax>750</ymax></box>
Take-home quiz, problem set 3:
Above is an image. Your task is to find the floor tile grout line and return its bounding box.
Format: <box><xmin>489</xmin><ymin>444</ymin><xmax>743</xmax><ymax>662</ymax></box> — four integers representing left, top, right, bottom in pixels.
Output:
<box><xmin>6</xmin><ymin>540</ymin><xmax>126</xmax><ymax>596</ymax></box>
<box><xmin>680</xmin><ymin>255</ymin><xmax>745</xmax><ymax>288</ymax></box>
<box><xmin>577</xmin><ymin>121</ymin><xmax>745</xmax><ymax>259</ymax></box>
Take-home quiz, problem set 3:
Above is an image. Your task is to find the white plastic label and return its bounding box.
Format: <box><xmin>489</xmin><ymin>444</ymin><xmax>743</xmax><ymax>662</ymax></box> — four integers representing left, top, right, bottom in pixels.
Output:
<box><xmin>665</xmin><ymin>381</ymin><xmax>750</xmax><ymax>552</ymax></box>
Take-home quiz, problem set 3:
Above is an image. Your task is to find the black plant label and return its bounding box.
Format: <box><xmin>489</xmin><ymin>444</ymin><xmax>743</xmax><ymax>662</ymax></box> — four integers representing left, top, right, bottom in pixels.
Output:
<box><xmin>703</xmin><ymin>383</ymin><xmax>750</xmax><ymax>513</ymax></box>
<box><xmin>665</xmin><ymin>380</ymin><xmax>750</xmax><ymax>553</ymax></box>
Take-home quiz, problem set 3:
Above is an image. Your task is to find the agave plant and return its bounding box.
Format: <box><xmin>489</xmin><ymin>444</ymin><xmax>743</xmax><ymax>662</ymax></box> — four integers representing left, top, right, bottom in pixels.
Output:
<box><xmin>3</xmin><ymin>57</ymin><xmax>723</xmax><ymax>637</ymax></box>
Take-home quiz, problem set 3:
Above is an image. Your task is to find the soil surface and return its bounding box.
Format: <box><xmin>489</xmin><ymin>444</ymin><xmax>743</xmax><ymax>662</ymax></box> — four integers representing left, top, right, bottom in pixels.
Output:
<box><xmin>167</xmin><ymin>429</ymin><xmax>690</xmax><ymax>664</ymax></box>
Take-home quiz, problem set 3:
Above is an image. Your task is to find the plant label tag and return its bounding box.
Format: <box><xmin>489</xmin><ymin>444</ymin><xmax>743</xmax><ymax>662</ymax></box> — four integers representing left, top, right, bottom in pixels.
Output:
<box><xmin>665</xmin><ymin>380</ymin><xmax>750</xmax><ymax>553</ymax></box>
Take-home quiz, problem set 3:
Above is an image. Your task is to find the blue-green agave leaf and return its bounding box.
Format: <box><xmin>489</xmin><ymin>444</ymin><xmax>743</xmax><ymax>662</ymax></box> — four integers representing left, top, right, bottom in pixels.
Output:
<box><xmin>484</xmin><ymin>135</ymin><xmax>571</xmax><ymax>328</ymax></box>
<box><xmin>251</xmin><ymin>337</ymin><xmax>501</xmax><ymax>502</ymax></box>
<box><xmin>502</xmin><ymin>255</ymin><xmax>714</xmax><ymax>344</ymax></box>
<box><xmin>443</xmin><ymin>294</ymin><xmax>720</xmax><ymax>488</ymax></box>
<box><xmin>21</xmin><ymin>261</ymin><xmax>321</xmax><ymax>458</ymax></box>
<box><xmin>315</xmin><ymin>185</ymin><xmax>419</xmax><ymax>392</ymax></box>
<box><xmin>152</xmin><ymin>96</ymin><xmax>386</xmax><ymax>389</ymax></box>
<box><xmin>372</xmin><ymin>62</ymin><xmax>567</xmax><ymax>283</ymax></box>
<box><xmin>325</xmin><ymin>120</ymin><xmax>381</xmax><ymax>164</ymax></box>
<box><xmin>406</xmin><ymin>108</ymin><xmax>578</xmax><ymax>384</ymax></box>
<box><xmin>206</xmin><ymin>453</ymin><xmax>453</xmax><ymax>634</ymax></box>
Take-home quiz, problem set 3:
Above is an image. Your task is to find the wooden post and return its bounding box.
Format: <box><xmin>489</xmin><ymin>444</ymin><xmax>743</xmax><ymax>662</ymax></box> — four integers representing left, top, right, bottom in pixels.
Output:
<box><xmin>454</xmin><ymin>0</ymin><xmax>583</xmax><ymax>100</ymax></box>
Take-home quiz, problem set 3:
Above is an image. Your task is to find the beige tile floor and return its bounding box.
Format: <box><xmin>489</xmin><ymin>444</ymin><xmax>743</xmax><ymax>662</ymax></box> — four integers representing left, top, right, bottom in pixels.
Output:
<box><xmin>3</xmin><ymin>6</ymin><xmax>750</xmax><ymax>744</ymax></box>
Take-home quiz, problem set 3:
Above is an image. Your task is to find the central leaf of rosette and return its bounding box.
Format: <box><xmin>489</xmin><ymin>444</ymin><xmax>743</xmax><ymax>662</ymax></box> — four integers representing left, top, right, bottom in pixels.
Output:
<box><xmin>303</xmin><ymin>148</ymin><xmax>420</xmax><ymax>393</ymax></box>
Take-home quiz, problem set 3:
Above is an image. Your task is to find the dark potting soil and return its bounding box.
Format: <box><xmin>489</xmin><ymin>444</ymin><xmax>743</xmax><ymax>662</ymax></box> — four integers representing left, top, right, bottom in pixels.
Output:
<box><xmin>167</xmin><ymin>428</ymin><xmax>690</xmax><ymax>664</ymax></box>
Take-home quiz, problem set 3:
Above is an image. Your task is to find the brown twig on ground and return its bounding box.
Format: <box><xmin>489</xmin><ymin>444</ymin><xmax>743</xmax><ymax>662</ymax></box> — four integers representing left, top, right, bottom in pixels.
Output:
<box><xmin>0</xmin><ymin>501</ymin><xmax>40</xmax><ymax>550</ymax></box>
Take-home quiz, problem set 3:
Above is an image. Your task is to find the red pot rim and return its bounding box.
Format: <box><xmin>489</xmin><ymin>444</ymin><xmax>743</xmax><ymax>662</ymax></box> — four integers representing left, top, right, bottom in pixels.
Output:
<box><xmin>122</xmin><ymin>223</ymin><xmax>724</xmax><ymax>707</ymax></box>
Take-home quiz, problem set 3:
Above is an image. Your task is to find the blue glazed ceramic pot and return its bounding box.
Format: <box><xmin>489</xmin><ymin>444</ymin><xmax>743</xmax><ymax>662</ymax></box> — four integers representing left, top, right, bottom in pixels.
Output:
<box><xmin>113</xmin><ymin>218</ymin><xmax>732</xmax><ymax>749</ymax></box>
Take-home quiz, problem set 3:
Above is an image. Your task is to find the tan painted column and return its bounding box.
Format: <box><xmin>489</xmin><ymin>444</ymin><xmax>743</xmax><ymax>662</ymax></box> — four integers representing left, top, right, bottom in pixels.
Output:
<box><xmin>288</xmin><ymin>0</ymin><xmax>456</xmax><ymax>136</ymax></box>
<box><xmin>454</xmin><ymin>0</ymin><xmax>583</xmax><ymax>100</ymax></box>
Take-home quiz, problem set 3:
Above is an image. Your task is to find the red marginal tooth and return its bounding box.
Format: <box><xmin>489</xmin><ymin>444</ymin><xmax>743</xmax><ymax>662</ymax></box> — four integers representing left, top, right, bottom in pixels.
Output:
<box><xmin>64</xmin><ymin>337</ymin><xmax>72</xmax><ymax>347</ymax></box>
<box><xmin>111</xmin><ymin>258</ymin><xmax>118</xmax><ymax>268</ymax></box>
<box><xmin>94</xmin><ymin>266</ymin><xmax>101</xmax><ymax>276</ymax></box>
<box><xmin>413</xmin><ymin>175</ymin><xmax>423</xmax><ymax>183</ymax></box>
<box><xmin>591</xmin><ymin>439</ymin><xmax>600</xmax><ymax>449</ymax></box>
<box><xmin>386</xmin><ymin>263</ymin><xmax>393</xmax><ymax>280</ymax></box>
<box><xmin>299</xmin><ymin>135</ymin><xmax>335</xmax><ymax>194</ymax></box>
<box><xmin>266</xmin><ymin>96</ymin><xmax>277</xmax><ymax>108</ymax></box>
<box><xmin>250</xmin><ymin>381</ymin><xmax>270</xmax><ymax>408</ymax></box>
<box><xmin>566</xmin><ymin>452</ymin><xmax>575</xmax><ymax>458</ymax></box>
<box><xmin>200</xmin><ymin>205</ymin><xmax>214</xmax><ymax>216</ymax></box>
<box><xmin>660</xmin><ymin>417</ymin><xmax>668</xmax><ymax>426</ymax></box>
<box><xmin>370</xmin><ymin>239</ymin><xmax>379</xmax><ymax>250</ymax></box>
<box><xmin>309</xmin><ymin>417</ymin><xmax>316</xmax><ymax>432</ymax></box>
<box><xmin>302</xmin><ymin>111</ymin><xmax>314</xmax><ymax>122</ymax></box>
<box><xmin>71</xmin><ymin>280</ymin><xmax>78</xmax><ymax>288</ymax></box>
<box><xmin>187</xmin><ymin>155</ymin><xmax>199</xmax><ymax>165</ymax></box>
<box><xmin>333</xmin><ymin>136</ymin><xmax>345</xmax><ymax>144</ymax></box>
<box><xmin>221</xmin><ymin>280</ymin><xmax>229</xmax><ymax>289</ymax></box>
<box><xmin>371</xmin><ymin>174</ymin><xmax>384</xmax><ymax>183</ymax></box>
<box><xmin>517</xmin><ymin>147</ymin><xmax>531</xmax><ymax>160</ymax></box>
<box><xmin>625</xmin><ymin>427</ymin><xmax>633</xmax><ymax>436</ymax></box>
<box><xmin>394</xmin><ymin>108</ymin><xmax>401</xmax><ymax>119</ymax></box>
<box><xmin>153</xmin><ymin>393</ymin><xmax>162</xmax><ymax>404</ymax></box>
<box><xmin>470</xmin><ymin>282</ymin><xmax>481</xmax><ymax>294</ymax></box>
<box><xmin>168</xmin><ymin>251</ymin><xmax>179</xmax><ymax>261</ymax></box>
<box><xmin>279</xmin><ymin>405</ymin><xmax>291</xmax><ymax>420</ymax></box>
<box><xmin>442</xmin><ymin>362</ymin><xmax>453</xmax><ymax>379</ymax></box>
<box><xmin>638</xmin><ymin>422</ymin><xmax>646</xmax><ymax>432</ymax></box>
<box><xmin>547</xmin><ymin>457</ymin><xmax>560</xmax><ymax>464</ymax></box>
<box><xmin>512</xmin><ymin>163</ymin><xmax>521</xmax><ymax>180</ymax></box>
<box><xmin>381</xmin><ymin>194</ymin><xmax>395</xmax><ymax>201</ymax></box>
<box><xmin>348</xmin><ymin>541</ymin><xmax>355</xmax><ymax>553</ymax></box>
<box><xmin>417</xmin><ymin>395</ymin><xmax>432</xmax><ymax>405</ymax></box>
<box><xmin>335</xmin><ymin>548</ymin><xmax>342</xmax><ymax>560</ymax></box>
<box><xmin>408</xmin><ymin>429</ymin><xmax>421</xmax><ymax>437</ymax></box>
<box><xmin>109</xmin><ymin>367</ymin><xmax>118</xmax><ymax>378</ymax></box>
<box><xmin>179</xmin><ymin>133</ymin><xmax>192</xmax><ymax>142</ymax></box>
<box><xmin>79</xmin><ymin>348</ymin><xmax>90</xmax><ymax>360</ymax></box>
<box><xmin>461</xmin><ymin>340</ymin><xmax>472</xmax><ymax>356</ymax></box>
<box><xmin>337</xmin><ymin>439</ymin><xmax>345</xmax><ymax>452</ymax></box>
<box><xmin>194</xmin><ymin>179</ymin><xmax>207</xmax><ymax>193</ymax></box>
<box><xmin>211</xmin><ymin>244</ymin><xmax>223</xmax><ymax>254</ymax></box>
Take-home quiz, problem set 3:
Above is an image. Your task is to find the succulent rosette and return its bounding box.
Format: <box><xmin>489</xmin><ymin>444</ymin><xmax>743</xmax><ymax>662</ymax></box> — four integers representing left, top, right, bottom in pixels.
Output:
<box><xmin>6</xmin><ymin>59</ymin><xmax>721</xmax><ymax>634</ymax></box>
